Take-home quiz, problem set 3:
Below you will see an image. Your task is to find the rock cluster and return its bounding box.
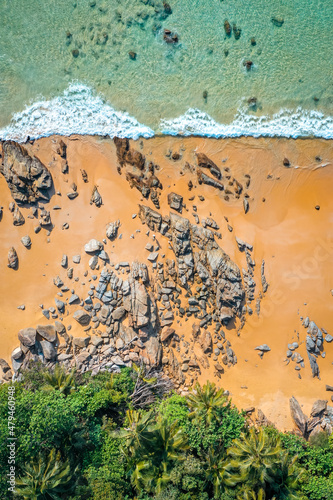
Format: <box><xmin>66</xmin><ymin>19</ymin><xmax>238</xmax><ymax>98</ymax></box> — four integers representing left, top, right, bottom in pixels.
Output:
<box><xmin>1</xmin><ymin>141</ymin><xmax>53</xmax><ymax>203</ymax></box>
<box><xmin>290</xmin><ymin>396</ymin><xmax>333</xmax><ymax>438</ymax></box>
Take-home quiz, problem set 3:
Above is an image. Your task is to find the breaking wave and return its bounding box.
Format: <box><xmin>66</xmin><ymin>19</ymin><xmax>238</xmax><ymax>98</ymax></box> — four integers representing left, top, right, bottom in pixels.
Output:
<box><xmin>0</xmin><ymin>83</ymin><xmax>154</xmax><ymax>142</ymax></box>
<box><xmin>1</xmin><ymin>84</ymin><xmax>332</xmax><ymax>141</ymax></box>
<box><xmin>159</xmin><ymin>107</ymin><xmax>333</xmax><ymax>139</ymax></box>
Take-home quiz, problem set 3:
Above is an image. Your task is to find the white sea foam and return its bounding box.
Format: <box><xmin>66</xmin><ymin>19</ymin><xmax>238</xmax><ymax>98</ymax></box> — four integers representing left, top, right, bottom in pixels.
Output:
<box><xmin>0</xmin><ymin>83</ymin><xmax>154</xmax><ymax>142</ymax></box>
<box><xmin>1</xmin><ymin>84</ymin><xmax>333</xmax><ymax>141</ymax></box>
<box><xmin>160</xmin><ymin>107</ymin><xmax>333</xmax><ymax>139</ymax></box>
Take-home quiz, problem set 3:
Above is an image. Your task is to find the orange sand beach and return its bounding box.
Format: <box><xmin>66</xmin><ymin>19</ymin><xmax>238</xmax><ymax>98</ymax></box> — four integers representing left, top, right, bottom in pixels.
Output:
<box><xmin>0</xmin><ymin>135</ymin><xmax>332</xmax><ymax>431</ymax></box>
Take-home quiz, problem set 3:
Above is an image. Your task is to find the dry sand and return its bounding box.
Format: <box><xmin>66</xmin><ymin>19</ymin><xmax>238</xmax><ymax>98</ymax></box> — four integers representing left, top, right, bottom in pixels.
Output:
<box><xmin>1</xmin><ymin>134</ymin><xmax>333</xmax><ymax>430</ymax></box>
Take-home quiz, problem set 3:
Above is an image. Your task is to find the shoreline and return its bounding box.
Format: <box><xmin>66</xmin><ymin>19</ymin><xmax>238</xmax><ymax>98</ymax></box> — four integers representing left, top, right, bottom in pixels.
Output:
<box><xmin>0</xmin><ymin>134</ymin><xmax>332</xmax><ymax>431</ymax></box>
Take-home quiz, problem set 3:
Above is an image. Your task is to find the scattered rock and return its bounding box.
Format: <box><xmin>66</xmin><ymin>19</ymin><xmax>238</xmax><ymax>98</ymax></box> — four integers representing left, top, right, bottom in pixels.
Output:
<box><xmin>13</xmin><ymin>206</ymin><xmax>25</xmax><ymax>226</ymax></box>
<box><xmin>168</xmin><ymin>192</ymin><xmax>183</xmax><ymax>212</ymax></box>
<box><xmin>8</xmin><ymin>247</ymin><xmax>18</xmax><ymax>269</ymax></box>
<box><xmin>21</xmin><ymin>235</ymin><xmax>31</xmax><ymax>248</ymax></box>
<box><xmin>84</xmin><ymin>239</ymin><xmax>104</xmax><ymax>253</ymax></box>
<box><xmin>90</xmin><ymin>186</ymin><xmax>102</xmax><ymax>207</ymax></box>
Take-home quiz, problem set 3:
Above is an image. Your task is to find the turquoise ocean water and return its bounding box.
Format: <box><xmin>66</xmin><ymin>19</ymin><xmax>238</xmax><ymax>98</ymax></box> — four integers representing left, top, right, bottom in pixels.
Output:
<box><xmin>0</xmin><ymin>0</ymin><xmax>332</xmax><ymax>140</ymax></box>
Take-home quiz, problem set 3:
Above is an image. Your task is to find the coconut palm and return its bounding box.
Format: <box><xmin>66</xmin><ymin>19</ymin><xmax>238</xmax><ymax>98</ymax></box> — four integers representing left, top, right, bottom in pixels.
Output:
<box><xmin>226</xmin><ymin>427</ymin><xmax>282</xmax><ymax>490</ymax></box>
<box><xmin>110</xmin><ymin>409</ymin><xmax>156</xmax><ymax>457</ymax></box>
<box><xmin>134</xmin><ymin>417</ymin><xmax>189</xmax><ymax>494</ymax></box>
<box><xmin>203</xmin><ymin>446</ymin><xmax>237</xmax><ymax>498</ymax></box>
<box><xmin>187</xmin><ymin>381</ymin><xmax>228</xmax><ymax>425</ymax></box>
<box><xmin>43</xmin><ymin>365</ymin><xmax>76</xmax><ymax>396</ymax></box>
<box><xmin>268</xmin><ymin>452</ymin><xmax>306</xmax><ymax>500</ymax></box>
<box><xmin>15</xmin><ymin>448</ymin><xmax>76</xmax><ymax>499</ymax></box>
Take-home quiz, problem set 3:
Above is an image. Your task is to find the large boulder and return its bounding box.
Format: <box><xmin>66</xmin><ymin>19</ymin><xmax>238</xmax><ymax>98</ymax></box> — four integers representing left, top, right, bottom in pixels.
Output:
<box><xmin>36</xmin><ymin>325</ymin><xmax>57</xmax><ymax>343</ymax></box>
<box><xmin>40</xmin><ymin>340</ymin><xmax>57</xmax><ymax>360</ymax></box>
<box><xmin>73</xmin><ymin>310</ymin><xmax>91</xmax><ymax>326</ymax></box>
<box><xmin>84</xmin><ymin>239</ymin><xmax>104</xmax><ymax>253</ymax></box>
<box><xmin>1</xmin><ymin>141</ymin><xmax>53</xmax><ymax>203</ymax></box>
<box><xmin>18</xmin><ymin>327</ymin><xmax>36</xmax><ymax>347</ymax></box>
<box><xmin>290</xmin><ymin>396</ymin><xmax>308</xmax><ymax>436</ymax></box>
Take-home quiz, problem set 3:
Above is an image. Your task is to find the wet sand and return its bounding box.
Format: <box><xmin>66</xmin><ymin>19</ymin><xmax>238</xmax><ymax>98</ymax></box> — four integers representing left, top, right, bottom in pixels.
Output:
<box><xmin>0</xmin><ymin>135</ymin><xmax>332</xmax><ymax>430</ymax></box>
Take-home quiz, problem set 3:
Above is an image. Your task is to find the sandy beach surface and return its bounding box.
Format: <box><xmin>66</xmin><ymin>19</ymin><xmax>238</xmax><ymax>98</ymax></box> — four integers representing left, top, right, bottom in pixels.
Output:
<box><xmin>0</xmin><ymin>134</ymin><xmax>332</xmax><ymax>430</ymax></box>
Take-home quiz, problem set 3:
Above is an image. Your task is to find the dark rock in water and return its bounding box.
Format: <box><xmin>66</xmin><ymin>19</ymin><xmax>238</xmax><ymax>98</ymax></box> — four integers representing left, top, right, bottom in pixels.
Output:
<box><xmin>271</xmin><ymin>17</ymin><xmax>284</xmax><ymax>27</ymax></box>
<box><xmin>72</xmin><ymin>49</ymin><xmax>79</xmax><ymax>58</ymax></box>
<box><xmin>196</xmin><ymin>152</ymin><xmax>221</xmax><ymax>179</ymax></box>
<box><xmin>250</xmin><ymin>37</ymin><xmax>256</xmax><ymax>46</ymax></box>
<box><xmin>163</xmin><ymin>29</ymin><xmax>179</xmax><ymax>44</ymax></box>
<box><xmin>8</xmin><ymin>247</ymin><xmax>18</xmax><ymax>269</ymax></box>
<box><xmin>129</xmin><ymin>51</ymin><xmax>137</xmax><ymax>60</ymax></box>
<box><xmin>1</xmin><ymin>141</ymin><xmax>53</xmax><ymax>204</ymax></box>
<box><xmin>243</xmin><ymin>60</ymin><xmax>253</xmax><ymax>71</ymax></box>
<box><xmin>90</xmin><ymin>186</ymin><xmax>102</xmax><ymax>207</ymax></box>
<box><xmin>248</xmin><ymin>97</ymin><xmax>257</xmax><ymax>108</ymax></box>
<box><xmin>224</xmin><ymin>20</ymin><xmax>231</xmax><ymax>36</ymax></box>
<box><xmin>203</xmin><ymin>90</ymin><xmax>208</xmax><ymax>100</ymax></box>
<box><xmin>13</xmin><ymin>206</ymin><xmax>25</xmax><ymax>226</ymax></box>
<box><xmin>197</xmin><ymin>170</ymin><xmax>224</xmax><ymax>190</ymax></box>
<box><xmin>283</xmin><ymin>157</ymin><xmax>290</xmax><ymax>167</ymax></box>
<box><xmin>168</xmin><ymin>192</ymin><xmax>183</xmax><ymax>213</ymax></box>
<box><xmin>233</xmin><ymin>24</ymin><xmax>242</xmax><ymax>40</ymax></box>
<box><xmin>290</xmin><ymin>396</ymin><xmax>307</xmax><ymax>436</ymax></box>
<box><xmin>163</xmin><ymin>2</ymin><xmax>172</xmax><ymax>15</ymax></box>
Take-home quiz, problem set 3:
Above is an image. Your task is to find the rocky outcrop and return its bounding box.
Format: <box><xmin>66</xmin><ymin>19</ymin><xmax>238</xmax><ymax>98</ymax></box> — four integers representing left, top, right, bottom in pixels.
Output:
<box><xmin>196</xmin><ymin>153</ymin><xmax>221</xmax><ymax>179</ymax></box>
<box><xmin>290</xmin><ymin>396</ymin><xmax>333</xmax><ymax>438</ymax></box>
<box><xmin>1</xmin><ymin>141</ymin><xmax>52</xmax><ymax>203</ymax></box>
<box><xmin>197</xmin><ymin>170</ymin><xmax>224</xmax><ymax>191</ymax></box>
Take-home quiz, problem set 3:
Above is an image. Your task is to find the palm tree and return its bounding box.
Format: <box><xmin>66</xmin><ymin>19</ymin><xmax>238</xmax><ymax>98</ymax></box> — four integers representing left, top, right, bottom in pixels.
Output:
<box><xmin>187</xmin><ymin>381</ymin><xmax>228</xmax><ymax>425</ymax></box>
<box><xmin>236</xmin><ymin>488</ymin><xmax>269</xmax><ymax>500</ymax></box>
<box><xmin>43</xmin><ymin>365</ymin><xmax>76</xmax><ymax>396</ymax></box>
<box><xmin>110</xmin><ymin>409</ymin><xmax>156</xmax><ymax>457</ymax></box>
<box><xmin>203</xmin><ymin>446</ymin><xmax>237</xmax><ymax>498</ymax></box>
<box><xmin>226</xmin><ymin>427</ymin><xmax>282</xmax><ymax>491</ymax></box>
<box><xmin>269</xmin><ymin>452</ymin><xmax>306</xmax><ymax>500</ymax></box>
<box><xmin>133</xmin><ymin>417</ymin><xmax>189</xmax><ymax>494</ymax></box>
<box><xmin>15</xmin><ymin>448</ymin><xmax>76</xmax><ymax>499</ymax></box>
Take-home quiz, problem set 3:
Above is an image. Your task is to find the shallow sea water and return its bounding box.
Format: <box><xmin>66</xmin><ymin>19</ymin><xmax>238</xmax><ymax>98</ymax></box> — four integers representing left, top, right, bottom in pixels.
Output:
<box><xmin>0</xmin><ymin>0</ymin><xmax>332</xmax><ymax>137</ymax></box>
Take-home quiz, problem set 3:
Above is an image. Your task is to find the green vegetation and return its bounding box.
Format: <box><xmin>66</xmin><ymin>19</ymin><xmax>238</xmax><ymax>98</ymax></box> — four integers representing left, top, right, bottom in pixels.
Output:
<box><xmin>0</xmin><ymin>365</ymin><xmax>332</xmax><ymax>499</ymax></box>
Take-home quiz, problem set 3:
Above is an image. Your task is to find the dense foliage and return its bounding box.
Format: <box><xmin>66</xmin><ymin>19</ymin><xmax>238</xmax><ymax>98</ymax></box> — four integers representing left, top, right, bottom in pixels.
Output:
<box><xmin>0</xmin><ymin>364</ymin><xmax>332</xmax><ymax>499</ymax></box>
